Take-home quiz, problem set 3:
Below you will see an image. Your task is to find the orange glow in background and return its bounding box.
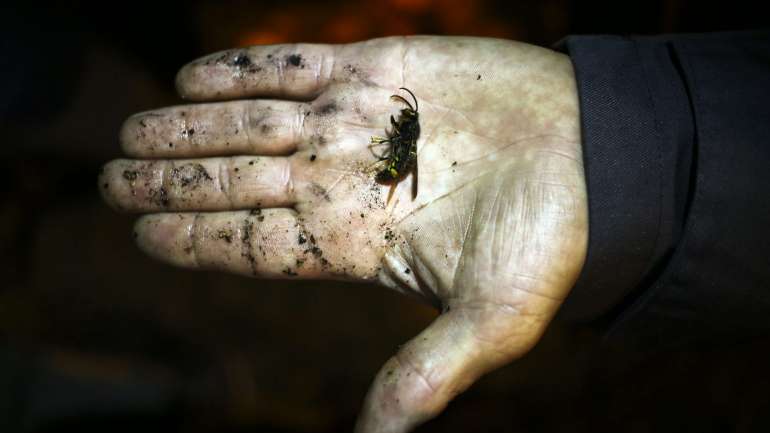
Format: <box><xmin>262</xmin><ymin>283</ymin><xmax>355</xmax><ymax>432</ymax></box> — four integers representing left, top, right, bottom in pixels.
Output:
<box><xmin>196</xmin><ymin>0</ymin><xmax>546</xmax><ymax>52</ymax></box>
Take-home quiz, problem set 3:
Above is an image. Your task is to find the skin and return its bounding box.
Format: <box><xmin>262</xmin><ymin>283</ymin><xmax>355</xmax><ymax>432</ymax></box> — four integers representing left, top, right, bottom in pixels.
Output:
<box><xmin>100</xmin><ymin>36</ymin><xmax>588</xmax><ymax>433</ymax></box>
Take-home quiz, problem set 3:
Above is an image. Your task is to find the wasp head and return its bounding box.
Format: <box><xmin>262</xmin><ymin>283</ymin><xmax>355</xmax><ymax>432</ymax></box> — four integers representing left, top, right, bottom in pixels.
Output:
<box><xmin>401</xmin><ymin>108</ymin><xmax>418</xmax><ymax>119</ymax></box>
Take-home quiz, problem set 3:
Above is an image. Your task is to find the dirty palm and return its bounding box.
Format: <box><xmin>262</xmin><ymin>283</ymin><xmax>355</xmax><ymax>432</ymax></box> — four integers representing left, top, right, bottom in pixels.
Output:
<box><xmin>101</xmin><ymin>36</ymin><xmax>587</xmax><ymax>432</ymax></box>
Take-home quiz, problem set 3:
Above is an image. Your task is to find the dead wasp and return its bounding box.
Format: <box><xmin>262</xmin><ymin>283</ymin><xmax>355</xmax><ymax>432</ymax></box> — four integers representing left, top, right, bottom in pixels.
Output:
<box><xmin>370</xmin><ymin>87</ymin><xmax>420</xmax><ymax>184</ymax></box>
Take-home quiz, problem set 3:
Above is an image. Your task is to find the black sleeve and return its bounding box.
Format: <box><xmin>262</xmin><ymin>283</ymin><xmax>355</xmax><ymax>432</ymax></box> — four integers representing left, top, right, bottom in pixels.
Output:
<box><xmin>556</xmin><ymin>30</ymin><xmax>770</xmax><ymax>348</ymax></box>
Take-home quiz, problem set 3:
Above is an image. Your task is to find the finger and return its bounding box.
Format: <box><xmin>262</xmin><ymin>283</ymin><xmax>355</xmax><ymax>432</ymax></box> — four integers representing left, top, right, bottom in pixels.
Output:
<box><xmin>99</xmin><ymin>156</ymin><xmax>294</xmax><ymax>212</ymax></box>
<box><xmin>176</xmin><ymin>44</ymin><xmax>336</xmax><ymax>101</ymax></box>
<box><xmin>134</xmin><ymin>210</ymin><xmax>330</xmax><ymax>279</ymax></box>
<box><xmin>355</xmin><ymin>304</ymin><xmax>547</xmax><ymax>433</ymax></box>
<box><xmin>120</xmin><ymin>100</ymin><xmax>308</xmax><ymax>158</ymax></box>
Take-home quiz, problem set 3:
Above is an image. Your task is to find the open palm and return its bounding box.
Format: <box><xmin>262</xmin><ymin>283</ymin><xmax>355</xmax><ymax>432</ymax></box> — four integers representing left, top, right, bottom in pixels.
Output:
<box><xmin>101</xmin><ymin>36</ymin><xmax>587</xmax><ymax>433</ymax></box>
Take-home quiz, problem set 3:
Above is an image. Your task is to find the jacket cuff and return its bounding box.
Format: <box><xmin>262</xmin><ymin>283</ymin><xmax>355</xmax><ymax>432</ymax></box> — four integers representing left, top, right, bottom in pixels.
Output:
<box><xmin>556</xmin><ymin>35</ymin><xmax>695</xmax><ymax>321</ymax></box>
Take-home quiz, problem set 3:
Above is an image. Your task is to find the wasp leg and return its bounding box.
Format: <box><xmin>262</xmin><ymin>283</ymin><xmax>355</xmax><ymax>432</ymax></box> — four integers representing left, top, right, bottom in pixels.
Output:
<box><xmin>368</xmin><ymin>149</ymin><xmax>390</xmax><ymax>160</ymax></box>
<box><xmin>390</xmin><ymin>115</ymin><xmax>400</xmax><ymax>132</ymax></box>
<box><xmin>366</xmin><ymin>159</ymin><xmax>387</xmax><ymax>172</ymax></box>
<box><xmin>368</xmin><ymin>137</ymin><xmax>391</xmax><ymax>160</ymax></box>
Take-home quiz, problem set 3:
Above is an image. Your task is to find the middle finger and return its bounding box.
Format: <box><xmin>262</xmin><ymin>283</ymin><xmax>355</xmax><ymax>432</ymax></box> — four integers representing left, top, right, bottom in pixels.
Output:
<box><xmin>120</xmin><ymin>100</ymin><xmax>314</xmax><ymax>158</ymax></box>
<box><xmin>100</xmin><ymin>156</ymin><xmax>296</xmax><ymax>212</ymax></box>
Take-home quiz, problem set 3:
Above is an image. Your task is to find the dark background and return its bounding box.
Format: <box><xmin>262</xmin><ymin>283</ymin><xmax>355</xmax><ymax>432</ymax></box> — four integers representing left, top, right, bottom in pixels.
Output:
<box><xmin>1</xmin><ymin>1</ymin><xmax>769</xmax><ymax>432</ymax></box>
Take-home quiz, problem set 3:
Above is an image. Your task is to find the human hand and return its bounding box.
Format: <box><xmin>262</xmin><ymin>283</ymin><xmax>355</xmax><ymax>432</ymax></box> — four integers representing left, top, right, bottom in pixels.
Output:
<box><xmin>100</xmin><ymin>36</ymin><xmax>587</xmax><ymax>432</ymax></box>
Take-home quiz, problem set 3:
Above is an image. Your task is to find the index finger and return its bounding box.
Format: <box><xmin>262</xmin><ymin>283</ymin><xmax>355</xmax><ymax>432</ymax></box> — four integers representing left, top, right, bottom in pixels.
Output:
<box><xmin>176</xmin><ymin>44</ymin><xmax>337</xmax><ymax>101</ymax></box>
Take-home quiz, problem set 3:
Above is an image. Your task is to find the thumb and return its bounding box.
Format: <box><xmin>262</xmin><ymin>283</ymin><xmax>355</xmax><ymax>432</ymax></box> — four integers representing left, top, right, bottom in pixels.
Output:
<box><xmin>354</xmin><ymin>303</ymin><xmax>546</xmax><ymax>433</ymax></box>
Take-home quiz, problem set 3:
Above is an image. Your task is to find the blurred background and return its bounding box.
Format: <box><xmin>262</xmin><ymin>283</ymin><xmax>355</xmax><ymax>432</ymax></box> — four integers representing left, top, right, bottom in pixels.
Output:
<box><xmin>1</xmin><ymin>1</ymin><xmax>769</xmax><ymax>432</ymax></box>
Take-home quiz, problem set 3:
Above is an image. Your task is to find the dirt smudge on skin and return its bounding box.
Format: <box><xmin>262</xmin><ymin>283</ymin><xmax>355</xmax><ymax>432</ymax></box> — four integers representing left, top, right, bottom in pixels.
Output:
<box><xmin>250</xmin><ymin>208</ymin><xmax>265</xmax><ymax>222</ymax></box>
<box><xmin>170</xmin><ymin>163</ymin><xmax>213</xmax><ymax>189</ymax></box>
<box><xmin>217</xmin><ymin>229</ymin><xmax>234</xmax><ymax>243</ymax></box>
<box><xmin>346</xmin><ymin>161</ymin><xmax>387</xmax><ymax>212</ymax></box>
<box><xmin>148</xmin><ymin>187</ymin><xmax>169</xmax><ymax>207</ymax></box>
<box><xmin>309</xmin><ymin>134</ymin><xmax>327</xmax><ymax>146</ymax></box>
<box><xmin>309</xmin><ymin>183</ymin><xmax>331</xmax><ymax>202</ymax></box>
<box><xmin>294</xmin><ymin>219</ymin><xmax>331</xmax><ymax>271</ymax></box>
<box><xmin>205</xmin><ymin>50</ymin><xmax>264</xmax><ymax>75</ymax></box>
<box><xmin>241</xmin><ymin>218</ymin><xmax>257</xmax><ymax>275</ymax></box>
<box><xmin>285</xmin><ymin>54</ymin><xmax>304</xmax><ymax>68</ymax></box>
<box><xmin>343</xmin><ymin>63</ymin><xmax>377</xmax><ymax>87</ymax></box>
<box><xmin>122</xmin><ymin>170</ymin><xmax>138</xmax><ymax>181</ymax></box>
<box><xmin>205</xmin><ymin>52</ymin><xmax>230</xmax><ymax>66</ymax></box>
<box><xmin>362</xmin><ymin>180</ymin><xmax>385</xmax><ymax>211</ymax></box>
<box><xmin>230</xmin><ymin>54</ymin><xmax>252</xmax><ymax>68</ymax></box>
<box><xmin>315</xmin><ymin>102</ymin><xmax>338</xmax><ymax>116</ymax></box>
<box><xmin>307</xmin><ymin>234</ymin><xmax>324</xmax><ymax>262</ymax></box>
<box><xmin>309</xmin><ymin>245</ymin><xmax>323</xmax><ymax>258</ymax></box>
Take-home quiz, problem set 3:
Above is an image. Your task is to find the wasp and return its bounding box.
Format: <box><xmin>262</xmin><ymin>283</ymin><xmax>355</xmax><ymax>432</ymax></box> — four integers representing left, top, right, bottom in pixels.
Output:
<box><xmin>370</xmin><ymin>87</ymin><xmax>420</xmax><ymax>185</ymax></box>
